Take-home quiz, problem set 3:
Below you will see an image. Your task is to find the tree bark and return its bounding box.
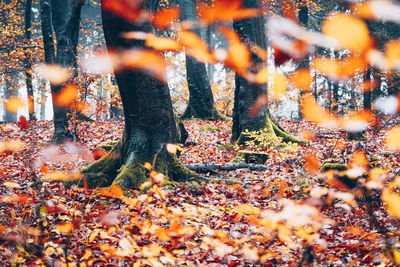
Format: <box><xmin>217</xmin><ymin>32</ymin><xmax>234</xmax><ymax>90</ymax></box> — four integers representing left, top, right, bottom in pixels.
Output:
<box><xmin>24</xmin><ymin>0</ymin><xmax>35</xmax><ymax>120</ymax></box>
<box><xmin>231</xmin><ymin>0</ymin><xmax>305</xmax><ymax>145</ymax></box>
<box><xmin>179</xmin><ymin>0</ymin><xmax>224</xmax><ymax>120</ymax></box>
<box><xmin>80</xmin><ymin>1</ymin><xmax>204</xmax><ymax>188</ymax></box>
<box><xmin>3</xmin><ymin>73</ymin><xmax>18</xmax><ymax>123</ymax></box>
<box><xmin>40</xmin><ymin>0</ymin><xmax>84</xmax><ymax>143</ymax></box>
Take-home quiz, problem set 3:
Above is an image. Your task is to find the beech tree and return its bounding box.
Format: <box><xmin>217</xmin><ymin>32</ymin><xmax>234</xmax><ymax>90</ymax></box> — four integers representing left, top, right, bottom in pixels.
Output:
<box><xmin>231</xmin><ymin>0</ymin><xmax>303</xmax><ymax>144</ymax></box>
<box><xmin>39</xmin><ymin>0</ymin><xmax>84</xmax><ymax>142</ymax></box>
<box><xmin>80</xmin><ymin>0</ymin><xmax>204</xmax><ymax>188</ymax></box>
<box><xmin>179</xmin><ymin>0</ymin><xmax>224</xmax><ymax>120</ymax></box>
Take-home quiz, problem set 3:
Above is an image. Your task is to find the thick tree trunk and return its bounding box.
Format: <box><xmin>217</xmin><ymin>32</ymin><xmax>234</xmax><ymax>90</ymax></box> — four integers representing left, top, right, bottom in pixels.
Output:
<box><xmin>231</xmin><ymin>0</ymin><xmax>304</xmax><ymax>145</ymax></box>
<box><xmin>40</xmin><ymin>0</ymin><xmax>84</xmax><ymax>143</ymax></box>
<box><xmin>179</xmin><ymin>0</ymin><xmax>224</xmax><ymax>120</ymax></box>
<box><xmin>80</xmin><ymin>2</ymin><xmax>204</xmax><ymax>188</ymax></box>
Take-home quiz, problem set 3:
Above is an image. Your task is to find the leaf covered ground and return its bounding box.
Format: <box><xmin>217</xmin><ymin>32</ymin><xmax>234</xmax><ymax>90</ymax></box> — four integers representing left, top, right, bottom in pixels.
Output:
<box><xmin>1</xmin><ymin>118</ymin><xmax>400</xmax><ymax>266</ymax></box>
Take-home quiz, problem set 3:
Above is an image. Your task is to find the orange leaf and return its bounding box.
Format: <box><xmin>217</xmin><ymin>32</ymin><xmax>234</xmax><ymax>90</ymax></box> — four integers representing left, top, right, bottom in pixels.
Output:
<box><xmin>102</xmin><ymin>0</ymin><xmax>148</xmax><ymax>23</ymax></box>
<box><xmin>54</xmin><ymin>84</ymin><xmax>79</xmax><ymax>107</ymax></box>
<box><xmin>385</xmin><ymin>126</ymin><xmax>400</xmax><ymax>151</ymax></box>
<box><xmin>117</xmin><ymin>49</ymin><xmax>167</xmax><ymax>81</ymax></box>
<box><xmin>144</xmin><ymin>162</ymin><xmax>152</xmax><ymax>170</ymax></box>
<box><xmin>218</xmin><ymin>26</ymin><xmax>251</xmax><ymax>73</ymax></box>
<box><xmin>146</xmin><ymin>35</ymin><xmax>182</xmax><ymax>52</ymax></box>
<box><xmin>313</xmin><ymin>57</ymin><xmax>341</xmax><ymax>79</ymax></box>
<box><xmin>98</xmin><ymin>188</ymin><xmax>113</xmax><ymax>197</ymax></box>
<box><xmin>289</xmin><ymin>69</ymin><xmax>313</xmax><ymax>91</ymax></box>
<box><xmin>385</xmin><ymin>40</ymin><xmax>400</xmax><ymax>69</ymax></box>
<box><xmin>110</xmin><ymin>184</ymin><xmax>124</xmax><ymax>198</ymax></box>
<box><xmin>152</xmin><ymin>7</ymin><xmax>180</xmax><ymax>30</ymax></box>
<box><xmin>322</xmin><ymin>13</ymin><xmax>370</xmax><ymax>52</ymax></box>
<box><xmin>178</xmin><ymin>31</ymin><xmax>216</xmax><ymax>63</ymax></box>
<box><xmin>301</xmin><ymin>94</ymin><xmax>339</xmax><ymax>128</ymax></box>
<box><xmin>197</xmin><ymin>0</ymin><xmax>259</xmax><ymax>25</ymax></box>
<box><xmin>304</xmin><ymin>153</ymin><xmax>320</xmax><ymax>174</ymax></box>
<box><xmin>4</xmin><ymin>97</ymin><xmax>25</xmax><ymax>114</ymax></box>
<box><xmin>56</xmin><ymin>222</ymin><xmax>73</xmax><ymax>233</ymax></box>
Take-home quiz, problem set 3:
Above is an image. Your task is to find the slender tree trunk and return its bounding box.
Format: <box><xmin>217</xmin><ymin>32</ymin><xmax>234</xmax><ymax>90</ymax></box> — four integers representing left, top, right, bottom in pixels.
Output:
<box><xmin>363</xmin><ymin>69</ymin><xmax>372</xmax><ymax>110</ymax></box>
<box><xmin>24</xmin><ymin>0</ymin><xmax>35</xmax><ymax>120</ymax></box>
<box><xmin>179</xmin><ymin>0</ymin><xmax>223</xmax><ymax>120</ymax></box>
<box><xmin>4</xmin><ymin>73</ymin><xmax>18</xmax><ymax>123</ymax></box>
<box><xmin>80</xmin><ymin>1</ymin><xmax>204</xmax><ymax>188</ymax></box>
<box><xmin>40</xmin><ymin>82</ymin><xmax>47</xmax><ymax>120</ymax></box>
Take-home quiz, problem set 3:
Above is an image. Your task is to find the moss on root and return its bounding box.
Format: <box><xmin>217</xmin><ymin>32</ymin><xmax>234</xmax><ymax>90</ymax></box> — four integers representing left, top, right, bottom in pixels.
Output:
<box><xmin>230</xmin><ymin>150</ymin><xmax>269</xmax><ymax>164</ymax></box>
<box><xmin>95</xmin><ymin>141</ymin><xmax>119</xmax><ymax>152</ymax></box>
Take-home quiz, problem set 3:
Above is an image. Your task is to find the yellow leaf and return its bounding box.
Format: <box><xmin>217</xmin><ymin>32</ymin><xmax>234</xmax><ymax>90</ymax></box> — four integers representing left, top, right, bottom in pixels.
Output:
<box><xmin>166</xmin><ymin>144</ymin><xmax>180</xmax><ymax>154</ymax></box>
<box><xmin>322</xmin><ymin>13</ymin><xmax>370</xmax><ymax>52</ymax></box>
<box><xmin>269</xmin><ymin>71</ymin><xmax>287</xmax><ymax>100</ymax></box>
<box><xmin>235</xmin><ymin>204</ymin><xmax>261</xmax><ymax>215</ymax></box>
<box><xmin>382</xmin><ymin>178</ymin><xmax>400</xmax><ymax>218</ymax></box>
<box><xmin>386</xmin><ymin>40</ymin><xmax>400</xmax><ymax>69</ymax></box>
<box><xmin>385</xmin><ymin>126</ymin><xmax>400</xmax><ymax>151</ymax></box>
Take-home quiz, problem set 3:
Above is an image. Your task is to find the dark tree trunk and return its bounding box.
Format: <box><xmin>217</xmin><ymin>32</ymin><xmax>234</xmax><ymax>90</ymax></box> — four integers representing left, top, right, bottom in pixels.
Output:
<box><xmin>179</xmin><ymin>0</ymin><xmax>223</xmax><ymax>120</ymax></box>
<box><xmin>80</xmin><ymin>1</ymin><xmax>204</xmax><ymax>188</ymax></box>
<box><xmin>363</xmin><ymin>69</ymin><xmax>373</xmax><ymax>110</ymax></box>
<box><xmin>40</xmin><ymin>0</ymin><xmax>84</xmax><ymax>143</ymax></box>
<box><xmin>231</xmin><ymin>0</ymin><xmax>305</xmax><ymax>145</ymax></box>
<box><xmin>24</xmin><ymin>0</ymin><xmax>35</xmax><ymax>120</ymax></box>
<box><xmin>231</xmin><ymin>0</ymin><xmax>268</xmax><ymax>142</ymax></box>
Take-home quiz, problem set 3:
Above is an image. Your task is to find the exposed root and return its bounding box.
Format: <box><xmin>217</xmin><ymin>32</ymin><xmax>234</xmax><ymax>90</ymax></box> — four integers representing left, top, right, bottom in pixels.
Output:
<box><xmin>181</xmin><ymin>105</ymin><xmax>227</xmax><ymax>121</ymax></box>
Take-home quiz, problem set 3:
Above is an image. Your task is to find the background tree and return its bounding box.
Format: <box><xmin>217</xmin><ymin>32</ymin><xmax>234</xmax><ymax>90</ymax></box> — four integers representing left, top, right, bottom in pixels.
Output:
<box><xmin>179</xmin><ymin>0</ymin><xmax>224</xmax><ymax>120</ymax></box>
<box><xmin>39</xmin><ymin>0</ymin><xmax>85</xmax><ymax>142</ymax></box>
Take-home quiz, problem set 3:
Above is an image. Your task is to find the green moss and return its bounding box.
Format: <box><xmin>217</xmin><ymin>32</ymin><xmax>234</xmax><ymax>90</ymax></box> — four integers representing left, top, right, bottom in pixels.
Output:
<box><xmin>321</xmin><ymin>163</ymin><xmax>347</xmax><ymax>172</ymax></box>
<box><xmin>113</xmin><ymin>163</ymin><xmax>146</xmax><ymax>188</ymax></box>
<box><xmin>218</xmin><ymin>144</ymin><xmax>237</xmax><ymax>150</ymax></box>
<box><xmin>230</xmin><ymin>150</ymin><xmax>269</xmax><ymax>164</ymax></box>
<box><xmin>96</xmin><ymin>141</ymin><xmax>119</xmax><ymax>152</ymax></box>
<box><xmin>199</xmin><ymin>126</ymin><xmax>219</xmax><ymax>132</ymax></box>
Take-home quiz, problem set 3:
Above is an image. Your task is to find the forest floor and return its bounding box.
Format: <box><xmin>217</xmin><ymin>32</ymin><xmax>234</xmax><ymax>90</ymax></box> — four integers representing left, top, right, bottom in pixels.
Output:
<box><xmin>1</xmin><ymin>118</ymin><xmax>400</xmax><ymax>266</ymax></box>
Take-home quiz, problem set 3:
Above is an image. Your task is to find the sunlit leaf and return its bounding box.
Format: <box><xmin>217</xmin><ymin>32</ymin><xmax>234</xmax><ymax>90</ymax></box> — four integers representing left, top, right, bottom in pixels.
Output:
<box><xmin>289</xmin><ymin>69</ymin><xmax>313</xmax><ymax>91</ymax></box>
<box><xmin>4</xmin><ymin>97</ymin><xmax>25</xmax><ymax>114</ymax></box>
<box><xmin>197</xmin><ymin>0</ymin><xmax>259</xmax><ymax>25</ymax></box>
<box><xmin>385</xmin><ymin>40</ymin><xmax>400</xmax><ymax>69</ymax></box>
<box><xmin>301</xmin><ymin>94</ymin><xmax>339</xmax><ymax>128</ymax></box>
<box><xmin>56</xmin><ymin>222</ymin><xmax>73</xmax><ymax>233</ymax></box>
<box><xmin>382</xmin><ymin>178</ymin><xmax>400</xmax><ymax>218</ymax></box>
<box><xmin>322</xmin><ymin>13</ymin><xmax>370</xmax><ymax>52</ymax></box>
<box><xmin>34</xmin><ymin>64</ymin><xmax>73</xmax><ymax>85</ymax></box>
<box><xmin>304</xmin><ymin>153</ymin><xmax>320</xmax><ymax>174</ymax></box>
<box><xmin>102</xmin><ymin>0</ymin><xmax>148</xmax><ymax>23</ymax></box>
<box><xmin>385</xmin><ymin>126</ymin><xmax>400</xmax><ymax>151</ymax></box>
<box><xmin>152</xmin><ymin>7</ymin><xmax>180</xmax><ymax>30</ymax></box>
<box><xmin>110</xmin><ymin>184</ymin><xmax>124</xmax><ymax>198</ymax></box>
<box><xmin>54</xmin><ymin>84</ymin><xmax>79</xmax><ymax>107</ymax></box>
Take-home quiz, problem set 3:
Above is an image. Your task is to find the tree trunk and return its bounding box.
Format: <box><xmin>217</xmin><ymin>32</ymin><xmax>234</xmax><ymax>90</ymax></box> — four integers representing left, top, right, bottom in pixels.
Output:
<box><xmin>4</xmin><ymin>73</ymin><xmax>18</xmax><ymax>123</ymax></box>
<box><xmin>363</xmin><ymin>69</ymin><xmax>372</xmax><ymax>110</ymax></box>
<box><xmin>80</xmin><ymin>1</ymin><xmax>204</xmax><ymax>188</ymax></box>
<box><xmin>179</xmin><ymin>0</ymin><xmax>224</xmax><ymax>120</ymax></box>
<box><xmin>40</xmin><ymin>0</ymin><xmax>84</xmax><ymax>143</ymax></box>
<box><xmin>231</xmin><ymin>0</ymin><xmax>305</xmax><ymax>145</ymax></box>
<box><xmin>24</xmin><ymin>0</ymin><xmax>35</xmax><ymax>120</ymax></box>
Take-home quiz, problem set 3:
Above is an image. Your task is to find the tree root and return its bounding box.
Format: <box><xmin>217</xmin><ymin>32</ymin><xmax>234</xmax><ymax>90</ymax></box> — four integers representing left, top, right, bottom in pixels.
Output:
<box><xmin>181</xmin><ymin>105</ymin><xmax>227</xmax><ymax>121</ymax></box>
<box><xmin>185</xmin><ymin>162</ymin><xmax>270</xmax><ymax>173</ymax></box>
